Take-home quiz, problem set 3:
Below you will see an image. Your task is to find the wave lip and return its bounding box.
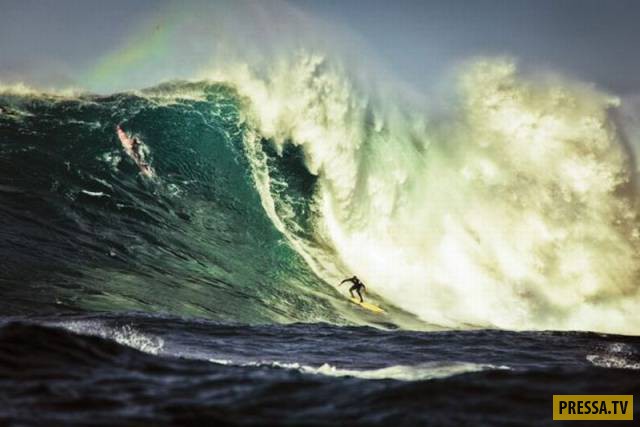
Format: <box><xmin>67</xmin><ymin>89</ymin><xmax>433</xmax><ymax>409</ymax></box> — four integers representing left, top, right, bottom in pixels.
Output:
<box><xmin>51</xmin><ymin>320</ymin><xmax>165</xmax><ymax>355</ymax></box>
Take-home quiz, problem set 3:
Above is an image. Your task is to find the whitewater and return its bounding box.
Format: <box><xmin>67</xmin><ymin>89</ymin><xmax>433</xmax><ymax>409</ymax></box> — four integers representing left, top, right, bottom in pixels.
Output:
<box><xmin>209</xmin><ymin>54</ymin><xmax>640</xmax><ymax>334</ymax></box>
<box><xmin>4</xmin><ymin>2</ymin><xmax>640</xmax><ymax>425</ymax></box>
<box><xmin>2</xmin><ymin>52</ymin><xmax>640</xmax><ymax>334</ymax></box>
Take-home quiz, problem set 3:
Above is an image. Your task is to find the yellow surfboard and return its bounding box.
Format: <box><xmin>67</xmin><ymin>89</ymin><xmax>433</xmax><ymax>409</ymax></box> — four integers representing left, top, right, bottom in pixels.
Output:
<box><xmin>349</xmin><ymin>297</ymin><xmax>385</xmax><ymax>314</ymax></box>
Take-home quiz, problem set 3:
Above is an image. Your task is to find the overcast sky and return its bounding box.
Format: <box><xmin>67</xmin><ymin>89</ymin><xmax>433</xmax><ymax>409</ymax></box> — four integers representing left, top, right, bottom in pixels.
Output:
<box><xmin>1</xmin><ymin>0</ymin><xmax>639</xmax><ymax>94</ymax></box>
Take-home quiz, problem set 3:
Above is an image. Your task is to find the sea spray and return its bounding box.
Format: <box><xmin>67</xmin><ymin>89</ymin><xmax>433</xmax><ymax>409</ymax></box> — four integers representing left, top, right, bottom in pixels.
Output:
<box><xmin>219</xmin><ymin>54</ymin><xmax>640</xmax><ymax>334</ymax></box>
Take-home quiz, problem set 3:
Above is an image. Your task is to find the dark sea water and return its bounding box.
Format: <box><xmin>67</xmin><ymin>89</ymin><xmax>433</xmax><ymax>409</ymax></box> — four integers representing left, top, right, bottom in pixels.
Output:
<box><xmin>1</xmin><ymin>313</ymin><xmax>640</xmax><ymax>426</ymax></box>
<box><xmin>1</xmin><ymin>82</ymin><xmax>639</xmax><ymax>426</ymax></box>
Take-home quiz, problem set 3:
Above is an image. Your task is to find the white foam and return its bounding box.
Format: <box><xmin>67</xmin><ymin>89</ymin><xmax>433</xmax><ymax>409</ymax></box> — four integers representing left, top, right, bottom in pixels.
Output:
<box><xmin>586</xmin><ymin>354</ymin><xmax>640</xmax><ymax>370</ymax></box>
<box><xmin>586</xmin><ymin>342</ymin><xmax>640</xmax><ymax>370</ymax></box>
<box><xmin>208</xmin><ymin>358</ymin><xmax>508</xmax><ymax>381</ymax></box>
<box><xmin>81</xmin><ymin>190</ymin><xmax>108</xmax><ymax>197</ymax></box>
<box><xmin>98</xmin><ymin>151</ymin><xmax>122</xmax><ymax>170</ymax></box>
<box><xmin>0</xmin><ymin>82</ymin><xmax>82</xmax><ymax>98</ymax></box>
<box><xmin>213</xmin><ymin>53</ymin><xmax>640</xmax><ymax>334</ymax></box>
<box><xmin>52</xmin><ymin>321</ymin><xmax>164</xmax><ymax>355</ymax></box>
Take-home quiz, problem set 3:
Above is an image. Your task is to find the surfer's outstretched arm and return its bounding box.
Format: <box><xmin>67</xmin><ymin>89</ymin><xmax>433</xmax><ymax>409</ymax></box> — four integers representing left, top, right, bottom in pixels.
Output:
<box><xmin>339</xmin><ymin>278</ymin><xmax>354</xmax><ymax>286</ymax></box>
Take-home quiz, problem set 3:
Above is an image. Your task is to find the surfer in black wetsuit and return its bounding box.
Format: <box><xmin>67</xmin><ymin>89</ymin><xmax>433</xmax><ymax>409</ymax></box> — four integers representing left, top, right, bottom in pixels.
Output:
<box><xmin>339</xmin><ymin>275</ymin><xmax>366</xmax><ymax>302</ymax></box>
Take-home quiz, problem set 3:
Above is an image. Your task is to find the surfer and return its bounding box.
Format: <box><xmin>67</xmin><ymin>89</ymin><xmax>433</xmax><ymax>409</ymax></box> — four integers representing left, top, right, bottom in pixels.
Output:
<box><xmin>339</xmin><ymin>275</ymin><xmax>366</xmax><ymax>303</ymax></box>
<box><xmin>130</xmin><ymin>137</ymin><xmax>141</xmax><ymax>156</ymax></box>
<box><xmin>129</xmin><ymin>137</ymin><xmax>143</xmax><ymax>164</ymax></box>
<box><xmin>116</xmin><ymin>125</ymin><xmax>153</xmax><ymax>177</ymax></box>
<box><xmin>129</xmin><ymin>137</ymin><xmax>152</xmax><ymax>175</ymax></box>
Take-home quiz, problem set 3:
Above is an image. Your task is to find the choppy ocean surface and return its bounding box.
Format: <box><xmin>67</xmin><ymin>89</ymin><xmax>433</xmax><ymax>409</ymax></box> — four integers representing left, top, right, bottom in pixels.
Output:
<box><xmin>1</xmin><ymin>313</ymin><xmax>639</xmax><ymax>426</ymax></box>
<box><xmin>2</xmin><ymin>61</ymin><xmax>640</xmax><ymax>425</ymax></box>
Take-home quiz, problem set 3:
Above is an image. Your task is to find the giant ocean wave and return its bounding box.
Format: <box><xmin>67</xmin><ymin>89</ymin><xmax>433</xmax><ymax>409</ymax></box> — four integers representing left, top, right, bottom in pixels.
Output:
<box><xmin>2</xmin><ymin>54</ymin><xmax>640</xmax><ymax>334</ymax></box>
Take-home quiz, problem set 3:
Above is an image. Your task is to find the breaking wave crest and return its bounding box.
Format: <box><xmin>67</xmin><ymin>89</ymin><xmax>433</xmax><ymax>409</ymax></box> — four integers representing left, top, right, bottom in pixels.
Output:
<box><xmin>3</xmin><ymin>52</ymin><xmax>640</xmax><ymax>334</ymax></box>
<box><xmin>215</xmin><ymin>54</ymin><xmax>640</xmax><ymax>334</ymax></box>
